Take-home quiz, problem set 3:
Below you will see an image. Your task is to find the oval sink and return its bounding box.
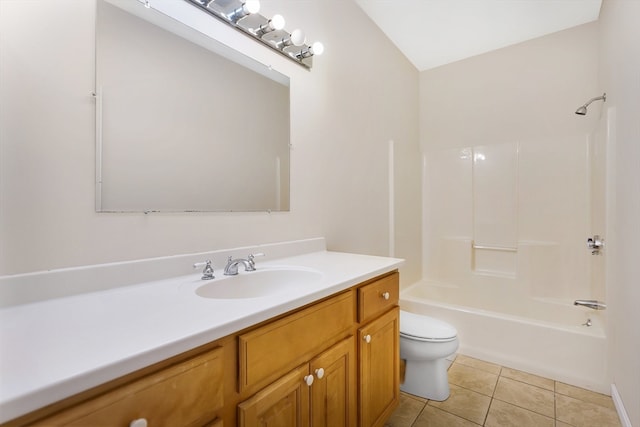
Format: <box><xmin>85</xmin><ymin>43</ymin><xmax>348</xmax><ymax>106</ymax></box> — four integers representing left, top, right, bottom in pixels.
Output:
<box><xmin>195</xmin><ymin>267</ymin><xmax>323</xmax><ymax>299</ymax></box>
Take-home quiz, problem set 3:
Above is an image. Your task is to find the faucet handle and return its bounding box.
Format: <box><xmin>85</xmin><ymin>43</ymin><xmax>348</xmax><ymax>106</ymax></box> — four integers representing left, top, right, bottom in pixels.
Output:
<box><xmin>193</xmin><ymin>260</ymin><xmax>215</xmax><ymax>280</ymax></box>
<box><xmin>247</xmin><ymin>252</ymin><xmax>265</xmax><ymax>271</ymax></box>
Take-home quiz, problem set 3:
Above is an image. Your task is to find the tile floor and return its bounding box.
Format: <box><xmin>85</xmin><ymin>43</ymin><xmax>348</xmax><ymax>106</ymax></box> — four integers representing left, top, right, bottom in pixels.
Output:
<box><xmin>386</xmin><ymin>354</ymin><xmax>621</xmax><ymax>427</ymax></box>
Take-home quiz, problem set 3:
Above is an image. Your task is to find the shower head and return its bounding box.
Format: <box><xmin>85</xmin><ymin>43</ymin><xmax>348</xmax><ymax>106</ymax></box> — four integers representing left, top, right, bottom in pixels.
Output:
<box><xmin>575</xmin><ymin>105</ymin><xmax>588</xmax><ymax>115</ymax></box>
<box><xmin>575</xmin><ymin>93</ymin><xmax>606</xmax><ymax>115</ymax></box>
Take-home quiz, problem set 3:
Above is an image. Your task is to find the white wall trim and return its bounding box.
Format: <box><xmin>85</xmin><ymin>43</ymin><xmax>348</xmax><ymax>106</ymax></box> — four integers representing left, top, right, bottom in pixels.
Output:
<box><xmin>611</xmin><ymin>383</ymin><xmax>632</xmax><ymax>427</ymax></box>
<box><xmin>388</xmin><ymin>139</ymin><xmax>395</xmax><ymax>257</ymax></box>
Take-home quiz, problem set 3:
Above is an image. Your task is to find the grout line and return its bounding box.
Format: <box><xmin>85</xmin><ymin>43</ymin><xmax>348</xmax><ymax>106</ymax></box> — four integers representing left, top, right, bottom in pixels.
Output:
<box><xmin>409</xmin><ymin>402</ymin><xmax>428</xmax><ymax>427</ymax></box>
<box><xmin>483</xmin><ymin>398</ymin><xmax>493</xmax><ymax>426</ymax></box>
<box><xmin>497</xmin><ymin>374</ymin><xmax>555</xmax><ymax>393</ymax></box>
<box><xmin>491</xmin><ymin>395</ymin><xmax>555</xmax><ymax>420</ymax></box>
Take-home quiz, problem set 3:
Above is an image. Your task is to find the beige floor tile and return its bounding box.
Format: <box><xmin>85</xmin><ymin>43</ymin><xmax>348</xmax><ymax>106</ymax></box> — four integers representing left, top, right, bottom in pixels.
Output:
<box><xmin>556</xmin><ymin>382</ymin><xmax>616</xmax><ymax>410</ymax></box>
<box><xmin>412</xmin><ymin>405</ymin><xmax>481</xmax><ymax>427</ymax></box>
<box><xmin>448</xmin><ymin>363</ymin><xmax>499</xmax><ymax>396</ymax></box>
<box><xmin>400</xmin><ymin>391</ymin><xmax>428</xmax><ymax>403</ymax></box>
<box><xmin>454</xmin><ymin>354</ymin><xmax>502</xmax><ymax>375</ymax></box>
<box><xmin>500</xmin><ymin>367</ymin><xmax>555</xmax><ymax>391</ymax></box>
<box><xmin>384</xmin><ymin>393</ymin><xmax>427</xmax><ymax>427</ymax></box>
<box><xmin>555</xmin><ymin>422</ymin><xmax>573</xmax><ymax>427</ymax></box>
<box><xmin>556</xmin><ymin>393</ymin><xmax>622</xmax><ymax>427</ymax></box>
<box><xmin>493</xmin><ymin>376</ymin><xmax>555</xmax><ymax>417</ymax></box>
<box><xmin>485</xmin><ymin>399</ymin><xmax>554</xmax><ymax>427</ymax></box>
<box><xmin>428</xmin><ymin>384</ymin><xmax>491</xmax><ymax>425</ymax></box>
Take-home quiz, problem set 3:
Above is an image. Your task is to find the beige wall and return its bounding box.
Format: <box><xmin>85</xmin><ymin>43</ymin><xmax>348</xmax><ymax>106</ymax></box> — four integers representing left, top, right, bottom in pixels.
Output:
<box><xmin>599</xmin><ymin>1</ymin><xmax>640</xmax><ymax>425</ymax></box>
<box><xmin>0</xmin><ymin>0</ymin><xmax>422</xmax><ymax>284</ymax></box>
<box><xmin>420</xmin><ymin>22</ymin><xmax>600</xmax><ymax>150</ymax></box>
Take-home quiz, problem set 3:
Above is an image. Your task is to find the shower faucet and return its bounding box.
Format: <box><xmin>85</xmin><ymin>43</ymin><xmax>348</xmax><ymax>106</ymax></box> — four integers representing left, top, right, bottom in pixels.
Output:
<box><xmin>574</xmin><ymin>300</ymin><xmax>607</xmax><ymax>310</ymax></box>
<box><xmin>587</xmin><ymin>235</ymin><xmax>604</xmax><ymax>255</ymax></box>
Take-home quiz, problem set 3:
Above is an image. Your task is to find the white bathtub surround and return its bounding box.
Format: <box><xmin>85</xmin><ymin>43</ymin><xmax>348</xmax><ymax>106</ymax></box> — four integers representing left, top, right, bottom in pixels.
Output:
<box><xmin>0</xmin><ymin>238</ymin><xmax>403</xmax><ymax>423</ymax></box>
<box><xmin>423</xmin><ymin>136</ymin><xmax>593</xmax><ymax>300</ymax></box>
<box><xmin>401</xmin><ymin>282</ymin><xmax>609</xmax><ymax>394</ymax></box>
<box><xmin>417</xmin><ymin>131</ymin><xmax>606</xmax><ymax>393</ymax></box>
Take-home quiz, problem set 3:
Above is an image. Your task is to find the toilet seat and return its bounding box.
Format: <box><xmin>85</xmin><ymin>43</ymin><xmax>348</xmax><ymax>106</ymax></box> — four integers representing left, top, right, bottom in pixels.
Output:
<box><xmin>400</xmin><ymin>310</ymin><xmax>457</xmax><ymax>343</ymax></box>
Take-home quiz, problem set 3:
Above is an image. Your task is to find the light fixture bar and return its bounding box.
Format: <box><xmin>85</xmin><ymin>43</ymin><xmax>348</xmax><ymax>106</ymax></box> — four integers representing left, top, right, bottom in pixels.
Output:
<box><xmin>186</xmin><ymin>0</ymin><xmax>322</xmax><ymax>69</ymax></box>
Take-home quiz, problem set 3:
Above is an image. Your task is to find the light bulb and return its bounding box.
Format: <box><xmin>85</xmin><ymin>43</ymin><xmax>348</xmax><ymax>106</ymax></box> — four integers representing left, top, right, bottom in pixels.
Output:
<box><xmin>243</xmin><ymin>0</ymin><xmax>260</xmax><ymax>14</ymax></box>
<box><xmin>270</xmin><ymin>14</ymin><xmax>285</xmax><ymax>31</ymax></box>
<box><xmin>311</xmin><ymin>41</ymin><xmax>324</xmax><ymax>56</ymax></box>
<box><xmin>290</xmin><ymin>29</ymin><xmax>306</xmax><ymax>46</ymax></box>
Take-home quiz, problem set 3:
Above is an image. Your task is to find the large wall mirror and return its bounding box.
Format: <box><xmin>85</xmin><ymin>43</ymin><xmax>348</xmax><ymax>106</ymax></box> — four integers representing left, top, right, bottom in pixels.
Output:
<box><xmin>96</xmin><ymin>0</ymin><xmax>290</xmax><ymax>212</ymax></box>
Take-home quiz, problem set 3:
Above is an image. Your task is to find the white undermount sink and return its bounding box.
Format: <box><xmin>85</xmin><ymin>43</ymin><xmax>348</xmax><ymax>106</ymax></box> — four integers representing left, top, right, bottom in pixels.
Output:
<box><xmin>195</xmin><ymin>267</ymin><xmax>323</xmax><ymax>299</ymax></box>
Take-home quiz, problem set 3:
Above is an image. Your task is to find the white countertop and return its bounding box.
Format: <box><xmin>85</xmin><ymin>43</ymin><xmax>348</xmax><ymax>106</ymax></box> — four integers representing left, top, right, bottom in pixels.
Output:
<box><xmin>0</xmin><ymin>248</ymin><xmax>403</xmax><ymax>422</ymax></box>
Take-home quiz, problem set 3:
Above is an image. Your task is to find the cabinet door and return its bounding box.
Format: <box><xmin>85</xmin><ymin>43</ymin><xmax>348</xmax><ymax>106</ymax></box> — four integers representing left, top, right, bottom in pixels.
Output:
<box><xmin>359</xmin><ymin>308</ymin><xmax>399</xmax><ymax>427</ymax></box>
<box><xmin>309</xmin><ymin>336</ymin><xmax>356</xmax><ymax>427</ymax></box>
<box><xmin>239</xmin><ymin>291</ymin><xmax>354</xmax><ymax>395</ymax></box>
<box><xmin>238</xmin><ymin>364</ymin><xmax>311</xmax><ymax>427</ymax></box>
<box><xmin>31</xmin><ymin>347</ymin><xmax>224</xmax><ymax>427</ymax></box>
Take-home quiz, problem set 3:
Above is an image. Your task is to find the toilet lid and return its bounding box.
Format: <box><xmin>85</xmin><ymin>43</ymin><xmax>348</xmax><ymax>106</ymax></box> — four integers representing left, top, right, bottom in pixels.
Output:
<box><xmin>400</xmin><ymin>310</ymin><xmax>457</xmax><ymax>341</ymax></box>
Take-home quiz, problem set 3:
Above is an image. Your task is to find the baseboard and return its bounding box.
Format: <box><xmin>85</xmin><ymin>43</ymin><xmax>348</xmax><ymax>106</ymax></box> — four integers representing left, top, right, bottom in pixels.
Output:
<box><xmin>611</xmin><ymin>383</ymin><xmax>632</xmax><ymax>427</ymax></box>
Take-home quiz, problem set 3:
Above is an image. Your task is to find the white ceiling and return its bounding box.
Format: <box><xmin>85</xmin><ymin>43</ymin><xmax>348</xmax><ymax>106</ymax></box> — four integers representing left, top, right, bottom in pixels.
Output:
<box><xmin>354</xmin><ymin>0</ymin><xmax>602</xmax><ymax>71</ymax></box>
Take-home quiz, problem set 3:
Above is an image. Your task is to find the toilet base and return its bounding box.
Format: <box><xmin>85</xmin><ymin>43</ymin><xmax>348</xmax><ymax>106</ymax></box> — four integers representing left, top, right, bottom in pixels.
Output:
<box><xmin>400</xmin><ymin>357</ymin><xmax>451</xmax><ymax>401</ymax></box>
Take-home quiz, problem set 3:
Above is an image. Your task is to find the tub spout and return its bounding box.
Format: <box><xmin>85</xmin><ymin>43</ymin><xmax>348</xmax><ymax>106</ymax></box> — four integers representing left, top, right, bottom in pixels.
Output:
<box><xmin>574</xmin><ymin>300</ymin><xmax>607</xmax><ymax>310</ymax></box>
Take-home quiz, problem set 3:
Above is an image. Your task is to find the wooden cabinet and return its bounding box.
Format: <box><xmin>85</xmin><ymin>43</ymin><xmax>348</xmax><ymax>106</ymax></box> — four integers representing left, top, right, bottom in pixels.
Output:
<box><xmin>239</xmin><ymin>271</ymin><xmax>399</xmax><ymax>427</ymax></box>
<box><xmin>9</xmin><ymin>271</ymin><xmax>399</xmax><ymax>427</ymax></box>
<box><xmin>238</xmin><ymin>364</ymin><xmax>311</xmax><ymax>427</ymax></box>
<box><xmin>29</xmin><ymin>346</ymin><xmax>224</xmax><ymax>427</ymax></box>
<box><xmin>238</xmin><ymin>336</ymin><xmax>356</xmax><ymax>427</ymax></box>
<box><xmin>238</xmin><ymin>291</ymin><xmax>354</xmax><ymax>395</ymax></box>
<box><xmin>357</xmin><ymin>272</ymin><xmax>399</xmax><ymax>323</ymax></box>
<box><xmin>358</xmin><ymin>308</ymin><xmax>400</xmax><ymax>427</ymax></box>
<box><xmin>309</xmin><ymin>337</ymin><xmax>356</xmax><ymax>427</ymax></box>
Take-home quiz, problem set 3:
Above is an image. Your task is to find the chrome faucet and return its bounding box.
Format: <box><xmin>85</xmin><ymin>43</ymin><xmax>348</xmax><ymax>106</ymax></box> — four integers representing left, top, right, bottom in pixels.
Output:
<box><xmin>574</xmin><ymin>300</ymin><xmax>607</xmax><ymax>310</ymax></box>
<box><xmin>224</xmin><ymin>253</ymin><xmax>264</xmax><ymax>275</ymax></box>
<box><xmin>193</xmin><ymin>260</ymin><xmax>215</xmax><ymax>280</ymax></box>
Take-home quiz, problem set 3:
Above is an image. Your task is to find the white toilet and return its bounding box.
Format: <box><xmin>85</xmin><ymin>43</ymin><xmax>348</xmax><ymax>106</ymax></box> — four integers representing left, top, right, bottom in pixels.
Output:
<box><xmin>399</xmin><ymin>310</ymin><xmax>459</xmax><ymax>401</ymax></box>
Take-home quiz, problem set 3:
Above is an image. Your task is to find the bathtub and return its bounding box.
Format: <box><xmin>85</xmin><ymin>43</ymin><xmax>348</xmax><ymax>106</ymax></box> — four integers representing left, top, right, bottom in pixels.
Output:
<box><xmin>400</xmin><ymin>281</ymin><xmax>610</xmax><ymax>394</ymax></box>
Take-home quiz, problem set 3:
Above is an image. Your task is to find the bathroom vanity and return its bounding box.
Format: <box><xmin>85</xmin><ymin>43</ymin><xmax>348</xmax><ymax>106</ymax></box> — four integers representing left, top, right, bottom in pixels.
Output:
<box><xmin>0</xmin><ymin>239</ymin><xmax>402</xmax><ymax>427</ymax></box>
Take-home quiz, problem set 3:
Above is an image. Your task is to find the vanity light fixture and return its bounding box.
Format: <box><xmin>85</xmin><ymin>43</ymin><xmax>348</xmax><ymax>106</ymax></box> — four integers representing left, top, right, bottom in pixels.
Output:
<box><xmin>256</xmin><ymin>14</ymin><xmax>285</xmax><ymax>35</ymax></box>
<box><xmin>279</xmin><ymin>29</ymin><xmax>306</xmax><ymax>48</ymax></box>
<box><xmin>186</xmin><ymin>0</ymin><xmax>323</xmax><ymax>69</ymax></box>
<box><xmin>228</xmin><ymin>0</ymin><xmax>260</xmax><ymax>23</ymax></box>
<box><xmin>295</xmin><ymin>41</ymin><xmax>324</xmax><ymax>59</ymax></box>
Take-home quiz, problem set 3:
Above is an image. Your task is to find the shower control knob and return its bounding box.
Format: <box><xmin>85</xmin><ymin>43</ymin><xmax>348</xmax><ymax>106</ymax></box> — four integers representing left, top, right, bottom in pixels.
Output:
<box><xmin>363</xmin><ymin>334</ymin><xmax>372</xmax><ymax>343</ymax></box>
<box><xmin>315</xmin><ymin>368</ymin><xmax>325</xmax><ymax>379</ymax></box>
<box><xmin>587</xmin><ymin>235</ymin><xmax>604</xmax><ymax>254</ymax></box>
<box><xmin>381</xmin><ymin>292</ymin><xmax>390</xmax><ymax>300</ymax></box>
<box><xmin>304</xmin><ymin>374</ymin><xmax>314</xmax><ymax>386</ymax></box>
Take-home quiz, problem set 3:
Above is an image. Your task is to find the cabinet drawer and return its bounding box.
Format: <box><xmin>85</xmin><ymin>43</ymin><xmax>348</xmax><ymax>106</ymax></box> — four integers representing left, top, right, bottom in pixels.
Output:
<box><xmin>32</xmin><ymin>347</ymin><xmax>224</xmax><ymax>427</ymax></box>
<box><xmin>239</xmin><ymin>291</ymin><xmax>354</xmax><ymax>393</ymax></box>
<box><xmin>358</xmin><ymin>272</ymin><xmax>399</xmax><ymax>323</ymax></box>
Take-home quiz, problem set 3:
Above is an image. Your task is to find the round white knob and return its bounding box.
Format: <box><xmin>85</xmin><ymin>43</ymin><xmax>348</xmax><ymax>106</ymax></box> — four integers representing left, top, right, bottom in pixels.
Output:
<box><xmin>381</xmin><ymin>292</ymin><xmax>390</xmax><ymax>300</ymax></box>
<box><xmin>363</xmin><ymin>334</ymin><xmax>372</xmax><ymax>343</ymax></box>
<box><xmin>315</xmin><ymin>368</ymin><xmax>325</xmax><ymax>379</ymax></box>
<box><xmin>129</xmin><ymin>419</ymin><xmax>148</xmax><ymax>427</ymax></box>
<box><xmin>304</xmin><ymin>374</ymin><xmax>314</xmax><ymax>386</ymax></box>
